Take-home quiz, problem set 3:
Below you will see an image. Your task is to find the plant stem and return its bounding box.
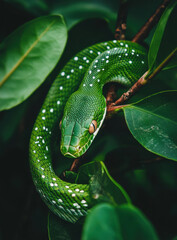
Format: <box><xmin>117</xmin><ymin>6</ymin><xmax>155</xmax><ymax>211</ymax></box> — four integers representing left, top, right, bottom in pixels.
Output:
<box><xmin>146</xmin><ymin>47</ymin><xmax>177</xmax><ymax>80</ymax></box>
<box><xmin>132</xmin><ymin>0</ymin><xmax>171</xmax><ymax>43</ymax></box>
<box><xmin>115</xmin><ymin>0</ymin><xmax>128</xmax><ymax>40</ymax></box>
<box><xmin>107</xmin><ymin>47</ymin><xmax>177</xmax><ymax>112</ymax></box>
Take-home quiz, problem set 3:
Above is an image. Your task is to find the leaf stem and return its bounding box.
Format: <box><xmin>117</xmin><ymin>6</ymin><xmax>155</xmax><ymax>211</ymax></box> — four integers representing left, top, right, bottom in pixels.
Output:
<box><xmin>146</xmin><ymin>47</ymin><xmax>177</xmax><ymax>80</ymax></box>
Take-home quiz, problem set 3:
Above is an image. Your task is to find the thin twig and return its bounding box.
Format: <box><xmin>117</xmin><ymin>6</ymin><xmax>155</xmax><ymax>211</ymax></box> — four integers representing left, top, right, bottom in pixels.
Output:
<box><xmin>107</xmin><ymin>47</ymin><xmax>177</xmax><ymax>112</ymax></box>
<box><xmin>115</xmin><ymin>0</ymin><xmax>128</xmax><ymax>40</ymax></box>
<box><xmin>70</xmin><ymin>158</ymin><xmax>81</xmax><ymax>172</ymax></box>
<box><xmin>132</xmin><ymin>0</ymin><xmax>171</xmax><ymax>43</ymax></box>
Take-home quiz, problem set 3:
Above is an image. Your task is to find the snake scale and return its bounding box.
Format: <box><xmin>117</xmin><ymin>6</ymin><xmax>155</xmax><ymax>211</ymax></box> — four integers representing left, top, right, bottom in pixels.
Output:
<box><xmin>29</xmin><ymin>40</ymin><xmax>148</xmax><ymax>223</ymax></box>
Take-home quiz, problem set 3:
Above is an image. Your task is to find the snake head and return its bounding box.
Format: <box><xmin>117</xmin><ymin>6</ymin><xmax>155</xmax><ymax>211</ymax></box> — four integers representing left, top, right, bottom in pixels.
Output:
<box><xmin>60</xmin><ymin>90</ymin><xmax>106</xmax><ymax>158</ymax></box>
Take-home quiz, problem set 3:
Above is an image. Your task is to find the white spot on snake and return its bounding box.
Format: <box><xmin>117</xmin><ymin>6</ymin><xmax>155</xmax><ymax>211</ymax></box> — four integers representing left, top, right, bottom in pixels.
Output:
<box><xmin>119</xmin><ymin>55</ymin><xmax>121</xmax><ymax>58</ymax></box>
<box><xmin>132</xmin><ymin>52</ymin><xmax>134</xmax><ymax>55</ymax></box>
<box><xmin>89</xmin><ymin>70</ymin><xmax>92</xmax><ymax>74</ymax></box>
<box><xmin>71</xmin><ymin>69</ymin><xmax>74</xmax><ymax>73</ymax></box>
<box><xmin>83</xmin><ymin>204</ymin><xmax>88</xmax><ymax>207</ymax></box>
<box><xmin>81</xmin><ymin>200</ymin><xmax>86</xmax><ymax>204</ymax></box>
<box><xmin>58</xmin><ymin>199</ymin><xmax>63</xmax><ymax>202</ymax></box>
<box><xmin>79</xmin><ymin>66</ymin><xmax>83</xmax><ymax>69</ymax></box>
<box><xmin>33</xmin><ymin>150</ymin><xmax>36</xmax><ymax>153</ymax></box>
<box><xmin>46</xmin><ymin>146</ymin><xmax>48</xmax><ymax>151</ymax></box>
<box><xmin>120</xmin><ymin>42</ymin><xmax>124</xmax><ymax>46</ymax></box>
<box><xmin>83</xmin><ymin>57</ymin><xmax>87</xmax><ymax>60</ymax></box>
<box><xmin>59</xmin><ymin>86</ymin><xmax>63</xmax><ymax>90</ymax></box>
<box><xmin>92</xmin><ymin>76</ymin><xmax>95</xmax><ymax>79</ymax></box>
<box><xmin>65</xmin><ymin>186</ymin><xmax>69</xmax><ymax>188</ymax></box>
<box><xmin>90</xmin><ymin>50</ymin><xmax>93</xmax><ymax>53</ymax></box>
<box><xmin>137</xmin><ymin>54</ymin><xmax>139</xmax><ymax>57</ymax></box>
<box><xmin>125</xmin><ymin>53</ymin><xmax>128</xmax><ymax>56</ymax></box>
<box><xmin>114</xmin><ymin>47</ymin><xmax>118</xmax><ymax>50</ymax></box>
<box><xmin>67</xmin><ymin>75</ymin><xmax>70</xmax><ymax>79</ymax></box>
<box><xmin>107</xmin><ymin>46</ymin><xmax>110</xmax><ymax>49</ymax></box>
<box><xmin>37</xmin><ymin>159</ymin><xmax>40</xmax><ymax>162</ymax></box>
<box><xmin>97</xmin><ymin>52</ymin><xmax>101</xmax><ymax>55</ymax></box>
<box><xmin>68</xmin><ymin>189</ymin><xmax>72</xmax><ymax>193</ymax></box>
<box><xmin>90</xmin><ymin>84</ymin><xmax>93</xmax><ymax>87</ymax></box>
<box><xmin>95</xmin><ymin>60</ymin><xmax>98</xmax><ymax>63</ymax></box>
<box><xmin>57</xmin><ymin>100</ymin><xmax>60</xmax><ymax>105</ymax></box>
<box><xmin>74</xmin><ymin>57</ymin><xmax>78</xmax><ymax>61</ymax></box>
<box><xmin>97</xmin><ymin>69</ymin><xmax>100</xmax><ymax>72</ymax></box>
<box><xmin>61</xmin><ymin>72</ymin><xmax>65</xmax><ymax>76</ymax></box>
<box><xmin>50</xmin><ymin>183</ymin><xmax>54</xmax><ymax>186</ymax></box>
<box><xmin>142</xmin><ymin>61</ymin><xmax>145</xmax><ymax>64</ymax></box>
<box><xmin>129</xmin><ymin>60</ymin><xmax>132</xmax><ymax>64</ymax></box>
<box><xmin>106</xmin><ymin>60</ymin><xmax>109</xmax><ymax>63</ymax></box>
<box><xmin>50</xmin><ymin>108</ymin><xmax>54</xmax><ymax>112</ymax></box>
<box><xmin>41</xmin><ymin>167</ymin><xmax>44</xmax><ymax>170</ymax></box>
<box><xmin>54</xmin><ymin>183</ymin><xmax>58</xmax><ymax>186</ymax></box>
<box><xmin>42</xmin><ymin>117</ymin><xmax>45</xmax><ymax>120</ymax></box>
<box><xmin>52</xmin><ymin>178</ymin><xmax>56</xmax><ymax>181</ymax></box>
<box><xmin>86</xmin><ymin>60</ymin><xmax>89</xmax><ymax>63</ymax></box>
<box><xmin>75</xmin><ymin>189</ymin><xmax>79</xmax><ymax>192</ymax></box>
<box><xmin>52</xmin><ymin>200</ymin><xmax>56</xmax><ymax>204</ymax></box>
<box><xmin>97</xmin><ymin>79</ymin><xmax>100</xmax><ymax>82</ymax></box>
<box><xmin>80</xmin><ymin>190</ymin><xmax>84</xmax><ymax>193</ymax></box>
<box><xmin>104</xmin><ymin>42</ymin><xmax>107</xmax><ymax>45</ymax></box>
<box><xmin>42</xmin><ymin>109</ymin><xmax>46</xmax><ymax>113</ymax></box>
<box><xmin>83</xmin><ymin>84</ymin><xmax>86</xmax><ymax>87</ymax></box>
<box><xmin>72</xmin><ymin>193</ymin><xmax>76</xmax><ymax>197</ymax></box>
<box><xmin>94</xmin><ymin>65</ymin><xmax>97</xmax><ymax>68</ymax></box>
<box><xmin>102</xmin><ymin>58</ymin><xmax>105</xmax><ymax>61</ymax></box>
<box><xmin>113</xmin><ymin>40</ymin><xmax>117</xmax><ymax>43</ymax></box>
<box><xmin>42</xmin><ymin>139</ymin><xmax>45</xmax><ymax>143</ymax></box>
<box><xmin>102</xmin><ymin>68</ymin><xmax>105</xmax><ymax>71</ymax></box>
<box><xmin>125</xmin><ymin>44</ymin><xmax>128</xmax><ymax>48</ymax></box>
<box><xmin>132</xmin><ymin>49</ymin><xmax>135</xmax><ymax>52</ymax></box>
<box><xmin>42</xmin><ymin>175</ymin><xmax>45</xmax><ymax>178</ymax></box>
<box><xmin>106</xmin><ymin>56</ymin><xmax>109</xmax><ymax>59</ymax></box>
<box><xmin>35</xmin><ymin>127</ymin><xmax>38</xmax><ymax>130</ymax></box>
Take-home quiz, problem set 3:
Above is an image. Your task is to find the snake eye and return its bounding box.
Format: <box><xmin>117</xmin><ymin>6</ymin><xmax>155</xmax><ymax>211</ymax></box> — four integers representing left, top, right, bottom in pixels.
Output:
<box><xmin>59</xmin><ymin>120</ymin><xmax>62</xmax><ymax>129</ymax></box>
<box><xmin>89</xmin><ymin>120</ymin><xmax>97</xmax><ymax>134</ymax></box>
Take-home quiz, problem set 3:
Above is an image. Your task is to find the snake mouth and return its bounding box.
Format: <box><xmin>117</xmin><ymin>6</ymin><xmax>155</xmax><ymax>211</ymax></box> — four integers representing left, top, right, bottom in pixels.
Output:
<box><xmin>63</xmin><ymin>152</ymin><xmax>76</xmax><ymax>158</ymax></box>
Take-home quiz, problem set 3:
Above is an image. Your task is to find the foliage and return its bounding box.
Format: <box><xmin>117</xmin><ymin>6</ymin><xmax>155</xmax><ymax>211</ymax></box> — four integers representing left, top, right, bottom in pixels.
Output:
<box><xmin>0</xmin><ymin>0</ymin><xmax>177</xmax><ymax>240</ymax></box>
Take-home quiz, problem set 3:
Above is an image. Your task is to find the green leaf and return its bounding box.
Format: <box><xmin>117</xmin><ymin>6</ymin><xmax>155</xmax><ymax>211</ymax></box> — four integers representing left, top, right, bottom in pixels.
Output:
<box><xmin>148</xmin><ymin>1</ymin><xmax>177</xmax><ymax>72</ymax></box>
<box><xmin>48</xmin><ymin>212</ymin><xmax>82</xmax><ymax>240</ymax></box>
<box><xmin>76</xmin><ymin>161</ymin><xmax>130</xmax><ymax>205</ymax></box>
<box><xmin>123</xmin><ymin>91</ymin><xmax>177</xmax><ymax>161</ymax></box>
<box><xmin>0</xmin><ymin>15</ymin><xmax>67</xmax><ymax>111</ymax></box>
<box><xmin>82</xmin><ymin>203</ymin><xmax>159</xmax><ymax>240</ymax></box>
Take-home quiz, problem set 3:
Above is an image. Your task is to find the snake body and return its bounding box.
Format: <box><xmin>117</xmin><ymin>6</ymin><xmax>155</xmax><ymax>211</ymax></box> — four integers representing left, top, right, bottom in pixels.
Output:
<box><xmin>29</xmin><ymin>40</ymin><xmax>147</xmax><ymax>223</ymax></box>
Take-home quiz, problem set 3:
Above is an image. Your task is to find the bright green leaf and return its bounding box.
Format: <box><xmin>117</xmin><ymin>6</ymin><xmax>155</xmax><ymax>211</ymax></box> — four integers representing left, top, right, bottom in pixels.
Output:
<box><xmin>82</xmin><ymin>203</ymin><xmax>159</xmax><ymax>240</ymax></box>
<box><xmin>148</xmin><ymin>1</ymin><xmax>177</xmax><ymax>72</ymax></box>
<box><xmin>123</xmin><ymin>91</ymin><xmax>177</xmax><ymax>161</ymax></box>
<box><xmin>0</xmin><ymin>15</ymin><xmax>67</xmax><ymax>111</ymax></box>
<box><xmin>76</xmin><ymin>161</ymin><xmax>130</xmax><ymax>205</ymax></box>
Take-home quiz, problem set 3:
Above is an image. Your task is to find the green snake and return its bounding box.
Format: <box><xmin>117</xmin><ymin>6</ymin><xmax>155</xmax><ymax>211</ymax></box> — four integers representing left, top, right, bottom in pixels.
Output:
<box><xmin>29</xmin><ymin>40</ymin><xmax>147</xmax><ymax>223</ymax></box>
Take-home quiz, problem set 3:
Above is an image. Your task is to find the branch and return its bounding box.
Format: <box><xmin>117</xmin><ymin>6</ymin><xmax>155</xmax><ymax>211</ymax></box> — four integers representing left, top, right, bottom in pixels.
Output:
<box><xmin>115</xmin><ymin>0</ymin><xmax>128</xmax><ymax>40</ymax></box>
<box><xmin>132</xmin><ymin>0</ymin><xmax>171</xmax><ymax>43</ymax></box>
<box><xmin>107</xmin><ymin>47</ymin><xmax>177</xmax><ymax>113</ymax></box>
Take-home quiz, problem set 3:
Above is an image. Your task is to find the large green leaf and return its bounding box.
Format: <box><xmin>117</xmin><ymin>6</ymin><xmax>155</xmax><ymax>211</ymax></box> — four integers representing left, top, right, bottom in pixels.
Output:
<box><xmin>76</xmin><ymin>161</ymin><xmax>130</xmax><ymax>205</ymax></box>
<box><xmin>123</xmin><ymin>91</ymin><xmax>177</xmax><ymax>161</ymax></box>
<box><xmin>82</xmin><ymin>203</ymin><xmax>159</xmax><ymax>240</ymax></box>
<box><xmin>148</xmin><ymin>1</ymin><xmax>177</xmax><ymax>72</ymax></box>
<box><xmin>0</xmin><ymin>15</ymin><xmax>67</xmax><ymax>111</ymax></box>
